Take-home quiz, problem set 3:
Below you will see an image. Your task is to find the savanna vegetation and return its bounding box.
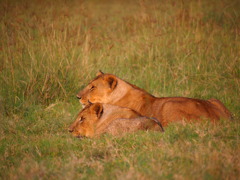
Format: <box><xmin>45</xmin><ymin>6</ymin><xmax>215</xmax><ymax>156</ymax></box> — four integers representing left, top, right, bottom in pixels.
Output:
<box><xmin>0</xmin><ymin>0</ymin><xmax>239</xmax><ymax>179</ymax></box>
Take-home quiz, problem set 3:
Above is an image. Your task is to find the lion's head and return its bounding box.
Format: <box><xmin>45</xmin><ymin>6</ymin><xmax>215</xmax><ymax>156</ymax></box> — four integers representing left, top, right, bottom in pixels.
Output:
<box><xmin>68</xmin><ymin>103</ymin><xmax>103</xmax><ymax>138</ymax></box>
<box><xmin>77</xmin><ymin>71</ymin><xmax>119</xmax><ymax>107</ymax></box>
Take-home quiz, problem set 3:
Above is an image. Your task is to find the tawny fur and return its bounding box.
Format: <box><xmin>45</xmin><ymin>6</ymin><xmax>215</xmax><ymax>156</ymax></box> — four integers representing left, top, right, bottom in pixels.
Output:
<box><xmin>104</xmin><ymin>117</ymin><xmax>162</xmax><ymax>136</ymax></box>
<box><xmin>69</xmin><ymin>103</ymin><xmax>163</xmax><ymax>138</ymax></box>
<box><xmin>77</xmin><ymin>72</ymin><xmax>232</xmax><ymax>126</ymax></box>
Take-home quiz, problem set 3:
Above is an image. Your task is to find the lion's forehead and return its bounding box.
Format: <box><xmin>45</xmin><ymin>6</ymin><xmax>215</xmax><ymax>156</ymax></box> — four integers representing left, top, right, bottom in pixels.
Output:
<box><xmin>81</xmin><ymin>109</ymin><xmax>98</xmax><ymax>119</ymax></box>
<box><xmin>88</xmin><ymin>74</ymin><xmax>115</xmax><ymax>86</ymax></box>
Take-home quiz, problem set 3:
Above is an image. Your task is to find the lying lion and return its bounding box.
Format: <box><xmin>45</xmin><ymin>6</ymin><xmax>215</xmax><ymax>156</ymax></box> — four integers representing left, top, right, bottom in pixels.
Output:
<box><xmin>77</xmin><ymin>71</ymin><xmax>232</xmax><ymax>126</ymax></box>
<box><xmin>68</xmin><ymin>103</ymin><xmax>164</xmax><ymax>138</ymax></box>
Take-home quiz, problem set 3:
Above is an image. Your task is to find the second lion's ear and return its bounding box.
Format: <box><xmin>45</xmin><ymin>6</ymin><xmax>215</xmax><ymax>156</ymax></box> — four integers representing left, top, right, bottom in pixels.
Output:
<box><xmin>96</xmin><ymin>70</ymin><xmax>104</xmax><ymax>76</ymax></box>
<box><xmin>92</xmin><ymin>103</ymin><xmax>103</xmax><ymax>118</ymax></box>
<box><xmin>106</xmin><ymin>76</ymin><xmax>117</xmax><ymax>90</ymax></box>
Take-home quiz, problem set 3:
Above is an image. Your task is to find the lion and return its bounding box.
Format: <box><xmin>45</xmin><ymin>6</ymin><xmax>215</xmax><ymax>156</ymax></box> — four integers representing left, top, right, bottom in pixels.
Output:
<box><xmin>68</xmin><ymin>103</ymin><xmax>164</xmax><ymax>138</ymax></box>
<box><xmin>77</xmin><ymin>71</ymin><xmax>232</xmax><ymax>126</ymax></box>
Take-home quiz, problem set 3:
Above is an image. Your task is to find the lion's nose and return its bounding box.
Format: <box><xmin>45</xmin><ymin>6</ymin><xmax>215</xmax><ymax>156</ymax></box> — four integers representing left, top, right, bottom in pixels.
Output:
<box><xmin>76</xmin><ymin>94</ymin><xmax>81</xmax><ymax>99</ymax></box>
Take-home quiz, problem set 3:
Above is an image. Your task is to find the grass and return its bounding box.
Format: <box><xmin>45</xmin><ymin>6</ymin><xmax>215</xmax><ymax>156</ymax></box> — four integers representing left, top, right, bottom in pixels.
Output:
<box><xmin>0</xmin><ymin>0</ymin><xmax>240</xmax><ymax>179</ymax></box>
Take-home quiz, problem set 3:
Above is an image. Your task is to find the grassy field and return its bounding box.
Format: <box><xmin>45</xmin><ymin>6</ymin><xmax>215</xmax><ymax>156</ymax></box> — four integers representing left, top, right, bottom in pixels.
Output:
<box><xmin>0</xmin><ymin>0</ymin><xmax>240</xmax><ymax>179</ymax></box>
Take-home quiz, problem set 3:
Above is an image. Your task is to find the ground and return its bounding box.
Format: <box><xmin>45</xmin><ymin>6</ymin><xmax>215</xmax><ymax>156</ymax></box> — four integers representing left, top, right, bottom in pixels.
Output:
<box><xmin>0</xmin><ymin>0</ymin><xmax>239</xmax><ymax>179</ymax></box>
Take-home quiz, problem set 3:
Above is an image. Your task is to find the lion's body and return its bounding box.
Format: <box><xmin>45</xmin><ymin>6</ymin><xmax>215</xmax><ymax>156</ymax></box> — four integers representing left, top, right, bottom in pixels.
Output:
<box><xmin>69</xmin><ymin>103</ymin><xmax>163</xmax><ymax>138</ymax></box>
<box><xmin>77</xmin><ymin>72</ymin><xmax>232</xmax><ymax>126</ymax></box>
<box><xmin>105</xmin><ymin>117</ymin><xmax>162</xmax><ymax>136</ymax></box>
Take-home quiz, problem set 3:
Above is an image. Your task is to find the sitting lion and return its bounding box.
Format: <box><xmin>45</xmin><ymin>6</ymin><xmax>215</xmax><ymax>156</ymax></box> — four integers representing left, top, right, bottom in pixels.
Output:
<box><xmin>68</xmin><ymin>103</ymin><xmax>164</xmax><ymax>138</ymax></box>
<box><xmin>76</xmin><ymin>71</ymin><xmax>232</xmax><ymax>126</ymax></box>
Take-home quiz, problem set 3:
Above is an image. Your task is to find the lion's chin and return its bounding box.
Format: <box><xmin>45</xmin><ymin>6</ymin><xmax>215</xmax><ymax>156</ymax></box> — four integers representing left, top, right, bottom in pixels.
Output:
<box><xmin>81</xmin><ymin>100</ymin><xmax>93</xmax><ymax>108</ymax></box>
<box><xmin>79</xmin><ymin>101</ymin><xmax>86</xmax><ymax>108</ymax></box>
<box><xmin>76</xmin><ymin>135</ymin><xmax>85</xmax><ymax>139</ymax></box>
<box><xmin>73</xmin><ymin>134</ymin><xmax>85</xmax><ymax>139</ymax></box>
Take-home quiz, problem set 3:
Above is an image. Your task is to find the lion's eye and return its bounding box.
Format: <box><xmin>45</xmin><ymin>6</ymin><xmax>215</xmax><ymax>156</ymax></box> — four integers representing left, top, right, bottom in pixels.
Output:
<box><xmin>79</xmin><ymin>117</ymin><xmax>85</xmax><ymax>123</ymax></box>
<box><xmin>90</xmin><ymin>86</ymin><xmax>95</xmax><ymax>91</ymax></box>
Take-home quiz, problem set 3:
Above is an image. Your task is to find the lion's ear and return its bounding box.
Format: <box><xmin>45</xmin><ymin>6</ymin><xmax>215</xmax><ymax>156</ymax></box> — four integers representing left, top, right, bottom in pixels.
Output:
<box><xmin>92</xmin><ymin>103</ymin><xmax>103</xmax><ymax>118</ymax></box>
<box><xmin>96</xmin><ymin>70</ymin><xmax>104</xmax><ymax>76</ymax></box>
<box><xmin>106</xmin><ymin>76</ymin><xmax>117</xmax><ymax>90</ymax></box>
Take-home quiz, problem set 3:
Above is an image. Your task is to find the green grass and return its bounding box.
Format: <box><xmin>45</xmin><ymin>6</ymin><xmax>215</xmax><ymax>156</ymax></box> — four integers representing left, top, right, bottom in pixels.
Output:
<box><xmin>0</xmin><ymin>0</ymin><xmax>240</xmax><ymax>179</ymax></box>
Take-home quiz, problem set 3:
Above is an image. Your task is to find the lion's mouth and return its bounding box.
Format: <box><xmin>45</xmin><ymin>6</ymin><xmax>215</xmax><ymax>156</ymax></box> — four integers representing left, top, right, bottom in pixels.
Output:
<box><xmin>79</xmin><ymin>100</ymin><xmax>86</xmax><ymax>108</ymax></box>
<box><xmin>82</xmin><ymin>100</ymin><xmax>93</xmax><ymax>108</ymax></box>
<box><xmin>80</xmin><ymin>99</ymin><xmax>92</xmax><ymax>108</ymax></box>
<box><xmin>76</xmin><ymin>135</ymin><xmax>85</xmax><ymax>139</ymax></box>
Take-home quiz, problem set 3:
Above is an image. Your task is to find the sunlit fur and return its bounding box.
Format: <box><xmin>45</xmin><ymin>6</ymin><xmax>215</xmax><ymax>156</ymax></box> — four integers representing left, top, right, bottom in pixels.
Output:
<box><xmin>77</xmin><ymin>72</ymin><xmax>232</xmax><ymax>126</ymax></box>
<box><xmin>68</xmin><ymin>103</ymin><xmax>163</xmax><ymax>138</ymax></box>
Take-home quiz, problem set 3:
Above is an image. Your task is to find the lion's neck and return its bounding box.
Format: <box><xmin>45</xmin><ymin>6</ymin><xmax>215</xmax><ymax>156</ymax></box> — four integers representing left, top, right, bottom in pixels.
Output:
<box><xmin>107</xmin><ymin>79</ymin><xmax>132</xmax><ymax>104</ymax></box>
<box><xmin>108</xmin><ymin>79</ymin><xmax>156</xmax><ymax>116</ymax></box>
